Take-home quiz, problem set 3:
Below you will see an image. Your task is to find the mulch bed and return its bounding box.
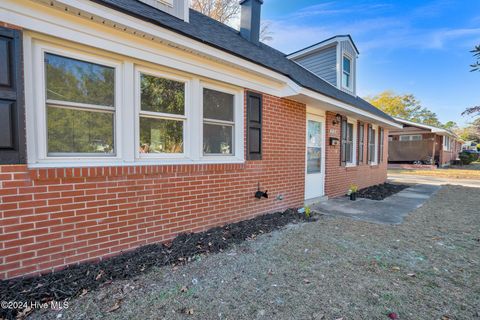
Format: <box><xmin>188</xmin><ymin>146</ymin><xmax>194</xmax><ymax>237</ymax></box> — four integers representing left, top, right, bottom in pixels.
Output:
<box><xmin>356</xmin><ymin>183</ymin><xmax>409</xmax><ymax>200</ymax></box>
<box><xmin>0</xmin><ymin>209</ymin><xmax>314</xmax><ymax>320</ymax></box>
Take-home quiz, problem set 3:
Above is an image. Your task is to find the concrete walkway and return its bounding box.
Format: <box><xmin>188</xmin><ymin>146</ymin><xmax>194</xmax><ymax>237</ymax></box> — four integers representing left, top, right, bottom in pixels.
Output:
<box><xmin>311</xmin><ymin>184</ymin><xmax>441</xmax><ymax>225</ymax></box>
<box><xmin>388</xmin><ymin>173</ymin><xmax>480</xmax><ymax>188</ymax></box>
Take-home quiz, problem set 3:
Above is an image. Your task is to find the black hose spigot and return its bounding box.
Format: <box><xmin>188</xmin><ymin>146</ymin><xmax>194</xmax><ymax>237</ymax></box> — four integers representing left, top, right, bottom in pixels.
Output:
<box><xmin>255</xmin><ymin>183</ymin><xmax>268</xmax><ymax>199</ymax></box>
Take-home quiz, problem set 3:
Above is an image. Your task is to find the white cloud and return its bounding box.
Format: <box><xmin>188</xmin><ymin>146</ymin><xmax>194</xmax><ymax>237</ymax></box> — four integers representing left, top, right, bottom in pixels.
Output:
<box><xmin>266</xmin><ymin>2</ymin><xmax>480</xmax><ymax>55</ymax></box>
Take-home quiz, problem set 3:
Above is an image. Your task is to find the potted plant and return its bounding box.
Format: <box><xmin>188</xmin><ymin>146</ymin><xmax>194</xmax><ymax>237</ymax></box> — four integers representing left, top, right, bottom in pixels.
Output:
<box><xmin>347</xmin><ymin>184</ymin><xmax>359</xmax><ymax>201</ymax></box>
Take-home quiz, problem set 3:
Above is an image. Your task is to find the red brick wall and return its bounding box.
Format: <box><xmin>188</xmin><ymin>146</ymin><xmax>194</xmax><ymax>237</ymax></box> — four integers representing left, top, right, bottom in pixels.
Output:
<box><xmin>324</xmin><ymin>112</ymin><xmax>388</xmax><ymax>197</ymax></box>
<box><xmin>0</xmin><ymin>92</ymin><xmax>306</xmax><ymax>279</ymax></box>
<box><xmin>439</xmin><ymin>138</ymin><xmax>461</xmax><ymax>166</ymax></box>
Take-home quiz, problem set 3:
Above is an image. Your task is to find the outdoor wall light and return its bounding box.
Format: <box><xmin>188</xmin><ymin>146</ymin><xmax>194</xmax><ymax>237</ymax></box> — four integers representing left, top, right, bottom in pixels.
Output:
<box><xmin>332</xmin><ymin>113</ymin><xmax>342</xmax><ymax>125</ymax></box>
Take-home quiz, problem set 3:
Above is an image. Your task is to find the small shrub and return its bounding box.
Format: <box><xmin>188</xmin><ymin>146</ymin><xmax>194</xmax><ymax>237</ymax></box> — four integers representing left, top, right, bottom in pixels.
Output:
<box><xmin>459</xmin><ymin>151</ymin><xmax>477</xmax><ymax>165</ymax></box>
<box><xmin>305</xmin><ymin>206</ymin><xmax>311</xmax><ymax>219</ymax></box>
<box><xmin>347</xmin><ymin>184</ymin><xmax>359</xmax><ymax>195</ymax></box>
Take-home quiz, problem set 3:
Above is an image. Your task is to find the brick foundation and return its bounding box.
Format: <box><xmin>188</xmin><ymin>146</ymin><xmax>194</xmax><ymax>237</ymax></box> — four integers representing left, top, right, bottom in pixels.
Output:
<box><xmin>0</xmin><ymin>93</ymin><xmax>306</xmax><ymax>279</ymax></box>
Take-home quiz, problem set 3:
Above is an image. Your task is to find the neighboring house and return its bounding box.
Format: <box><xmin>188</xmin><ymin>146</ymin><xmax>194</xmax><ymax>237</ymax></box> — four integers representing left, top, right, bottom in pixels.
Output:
<box><xmin>388</xmin><ymin>118</ymin><xmax>462</xmax><ymax>166</ymax></box>
<box><xmin>462</xmin><ymin>141</ymin><xmax>479</xmax><ymax>152</ymax></box>
<box><xmin>0</xmin><ymin>0</ymin><xmax>400</xmax><ymax>279</ymax></box>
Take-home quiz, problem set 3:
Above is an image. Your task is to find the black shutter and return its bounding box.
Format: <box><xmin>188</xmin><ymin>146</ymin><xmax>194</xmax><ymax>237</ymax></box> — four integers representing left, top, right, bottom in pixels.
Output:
<box><xmin>340</xmin><ymin>117</ymin><xmax>347</xmax><ymax>166</ymax></box>
<box><xmin>0</xmin><ymin>27</ymin><xmax>25</xmax><ymax>164</ymax></box>
<box><xmin>246</xmin><ymin>92</ymin><xmax>262</xmax><ymax>160</ymax></box>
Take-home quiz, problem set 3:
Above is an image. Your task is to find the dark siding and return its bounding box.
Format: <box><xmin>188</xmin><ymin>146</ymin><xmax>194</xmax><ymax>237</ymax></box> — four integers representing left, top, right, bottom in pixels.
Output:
<box><xmin>0</xmin><ymin>27</ymin><xmax>26</xmax><ymax>164</ymax></box>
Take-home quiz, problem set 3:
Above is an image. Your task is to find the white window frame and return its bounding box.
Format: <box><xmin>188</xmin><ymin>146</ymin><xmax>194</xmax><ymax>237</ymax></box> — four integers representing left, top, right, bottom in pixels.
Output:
<box><xmin>135</xmin><ymin>66</ymin><xmax>192</xmax><ymax>160</ymax></box>
<box><xmin>30</xmin><ymin>40</ymin><xmax>124</xmax><ymax>165</ymax></box>
<box><xmin>342</xmin><ymin>54</ymin><xmax>353</xmax><ymax>91</ymax></box>
<box><xmin>346</xmin><ymin>118</ymin><xmax>357</xmax><ymax>166</ymax></box>
<box><xmin>443</xmin><ymin>136</ymin><xmax>451</xmax><ymax>151</ymax></box>
<box><xmin>369</xmin><ymin>124</ymin><xmax>379</xmax><ymax>165</ymax></box>
<box><xmin>26</xmin><ymin>39</ymin><xmax>244</xmax><ymax>167</ymax></box>
<box><xmin>399</xmin><ymin>134</ymin><xmax>422</xmax><ymax>141</ymax></box>
<box><xmin>200</xmin><ymin>81</ymin><xmax>244</xmax><ymax>162</ymax></box>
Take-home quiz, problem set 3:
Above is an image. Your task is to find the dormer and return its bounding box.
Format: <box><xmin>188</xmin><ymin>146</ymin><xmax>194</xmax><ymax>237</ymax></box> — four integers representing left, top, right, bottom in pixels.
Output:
<box><xmin>287</xmin><ymin>35</ymin><xmax>359</xmax><ymax>96</ymax></box>
<box><xmin>139</xmin><ymin>0</ymin><xmax>189</xmax><ymax>22</ymax></box>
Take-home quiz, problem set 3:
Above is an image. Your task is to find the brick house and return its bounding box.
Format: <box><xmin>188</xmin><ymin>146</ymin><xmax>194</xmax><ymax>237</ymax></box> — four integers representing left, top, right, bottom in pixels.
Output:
<box><xmin>388</xmin><ymin>117</ymin><xmax>462</xmax><ymax>167</ymax></box>
<box><xmin>0</xmin><ymin>0</ymin><xmax>401</xmax><ymax>279</ymax></box>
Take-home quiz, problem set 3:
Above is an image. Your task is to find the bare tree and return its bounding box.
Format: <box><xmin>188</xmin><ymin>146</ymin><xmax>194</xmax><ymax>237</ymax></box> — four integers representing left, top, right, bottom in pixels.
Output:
<box><xmin>471</xmin><ymin>45</ymin><xmax>480</xmax><ymax>72</ymax></box>
<box><xmin>463</xmin><ymin>45</ymin><xmax>480</xmax><ymax>118</ymax></box>
<box><xmin>260</xmin><ymin>21</ymin><xmax>273</xmax><ymax>43</ymax></box>
<box><xmin>191</xmin><ymin>0</ymin><xmax>273</xmax><ymax>42</ymax></box>
<box><xmin>191</xmin><ymin>0</ymin><xmax>240</xmax><ymax>24</ymax></box>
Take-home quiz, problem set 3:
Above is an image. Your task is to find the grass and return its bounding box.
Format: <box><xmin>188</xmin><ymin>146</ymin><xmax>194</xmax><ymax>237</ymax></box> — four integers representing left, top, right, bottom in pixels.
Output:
<box><xmin>389</xmin><ymin>162</ymin><xmax>480</xmax><ymax>179</ymax></box>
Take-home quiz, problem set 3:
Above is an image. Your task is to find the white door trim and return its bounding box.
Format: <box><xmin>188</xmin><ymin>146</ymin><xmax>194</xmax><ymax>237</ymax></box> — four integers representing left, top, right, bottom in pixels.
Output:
<box><xmin>305</xmin><ymin>113</ymin><xmax>326</xmax><ymax>200</ymax></box>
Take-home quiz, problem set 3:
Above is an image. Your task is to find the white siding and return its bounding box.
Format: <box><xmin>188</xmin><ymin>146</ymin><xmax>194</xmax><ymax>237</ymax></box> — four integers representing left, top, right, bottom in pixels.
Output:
<box><xmin>293</xmin><ymin>45</ymin><xmax>337</xmax><ymax>86</ymax></box>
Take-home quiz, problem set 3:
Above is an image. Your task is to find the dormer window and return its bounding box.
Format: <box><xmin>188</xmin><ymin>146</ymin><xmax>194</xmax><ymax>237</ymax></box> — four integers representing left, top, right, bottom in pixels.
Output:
<box><xmin>342</xmin><ymin>55</ymin><xmax>352</xmax><ymax>90</ymax></box>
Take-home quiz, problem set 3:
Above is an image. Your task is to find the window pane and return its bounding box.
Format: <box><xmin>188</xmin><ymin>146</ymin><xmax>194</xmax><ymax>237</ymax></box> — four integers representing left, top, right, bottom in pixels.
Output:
<box><xmin>140</xmin><ymin>117</ymin><xmax>183</xmax><ymax>153</ymax></box>
<box><xmin>203</xmin><ymin>88</ymin><xmax>234</xmax><ymax>121</ymax></box>
<box><xmin>343</xmin><ymin>72</ymin><xmax>350</xmax><ymax>88</ymax></box>
<box><xmin>343</xmin><ymin>56</ymin><xmax>351</xmax><ymax>73</ymax></box>
<box><xmin>307</xmin><ymin>147</ymin><xmax>321</xmax><ymax>174</ymax></box>
<box><xmin>203</xmin><ymin>124</ymin><xmax>233</xmax><ymax>154</ymax></box>
<box><xmin>347</xmin><ymin>123</ymin><xmax>354</xmax><ymax>142</ymax></box>
<box><xmin>47</xmin><ymin>106</ymin><xmax>114</xmax><ymax>154</ymax></box>
<box><xmin>140</xmin><ymin>74</ymin><xmax>185</xmax><ymax>115</ymax></box>
<box><xmin>45</xmin><ymin>53</ymin><xmax>114</xmax><ymax>107</ymax></box>
<box><xmin>307</xmin><ymin>120</ymin><xmax>322</xmax><ymax>147</ymax></box>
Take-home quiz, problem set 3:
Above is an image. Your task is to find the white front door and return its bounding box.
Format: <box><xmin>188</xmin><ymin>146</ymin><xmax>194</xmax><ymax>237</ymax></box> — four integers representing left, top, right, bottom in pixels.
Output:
<box><xmin>305</xmin><ymin>114</ymin><xmax>325</xmax><ymax>200</ymax></box>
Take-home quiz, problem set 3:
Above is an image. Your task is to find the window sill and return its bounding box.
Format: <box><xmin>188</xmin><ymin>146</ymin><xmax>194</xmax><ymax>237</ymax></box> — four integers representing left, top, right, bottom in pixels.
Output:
<box><xmin>27</xmin><ymin>157</ymin><xmax>245</xmax><ymax>169</ymax></box>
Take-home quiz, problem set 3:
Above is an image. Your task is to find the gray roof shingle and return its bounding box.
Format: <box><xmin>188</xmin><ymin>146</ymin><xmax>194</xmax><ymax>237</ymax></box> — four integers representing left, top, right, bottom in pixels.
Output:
<box><xmin>91</xmin><ymin>0</ymin><xmax>394</xmax><ymax>122</ymax></box>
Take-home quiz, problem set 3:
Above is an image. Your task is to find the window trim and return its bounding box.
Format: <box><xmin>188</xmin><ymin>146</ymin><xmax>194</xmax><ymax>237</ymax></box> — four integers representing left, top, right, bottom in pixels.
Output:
<box><xmin>443</xmin><ymin>136</ymin><xmax>451</xmax><ymax>151</ymax></box>
<box><xmin>200</xmin><ymin>81</ymin><xmax>243</xmax><ymax>160</ymax></box>
<box><xmin>368</xmin><ymin>124</ymin><xmax>379</xmax><ymax>165</ymax></box>
<box><xmin>345</xmin><ymin>118</ymin><xmax>357</xmax><ymax>167</ymax></box>
<box><xmin>342</xmin><ymin>54</ymin><xmax>353</xmax><ymax>91</ymax></box>
<box><xmin>358</xmin><ymin>122</ymin><xmax>364</xmax><ymax>164</ymax></box>
<box><xmin>32</xmin><ymin>41</ymin><xmax>123</xmax><ymax>163</ymax></box>
<box><xmin>26</xmin><ymin>39</ymin><xmax>245</xmax><ymax>167</ymax></box>
<box><xmin>135</xmin><ymin>66</ymin><xmax>191</xmax><ymax>160</ymax></box>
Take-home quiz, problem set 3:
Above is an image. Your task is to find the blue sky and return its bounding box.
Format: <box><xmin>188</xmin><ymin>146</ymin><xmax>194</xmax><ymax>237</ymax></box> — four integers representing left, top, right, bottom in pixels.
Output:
<box><xmin>260</xmin><ymin>0</ymin><xmax>480</xmax><ymax>126</ymax></box>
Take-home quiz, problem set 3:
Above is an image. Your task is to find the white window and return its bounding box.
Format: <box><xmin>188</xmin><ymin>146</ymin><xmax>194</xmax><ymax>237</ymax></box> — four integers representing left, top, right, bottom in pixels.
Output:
<box><xmin>341</xmin><ymin>118</ymin><xmax>356</xmax><ymax>165</ymax></box>
<box><xmin>136</xmin><ymin>69</ymin><xmax>188</xmax><ymax>158</ymax></box>
<box><xmin>345</xmin><ymin>119</ymin><xmax>357</xmax><ymax>165</ymax></box>
<box><xmin>443</xmin><ymin>136</ymin><xmax>451</xmax><ymax>151</ymax></box>
<box><xmin>368</xmin><ymin>125</ymin><xmax>378</xmax><ymax>164</ymax></box>
<box><xmin>45</xmin><ymin>53</ymin><xmax>117</xmax><ymax>157</ymax></box>
<box><xmin>202</xmin><ymin>87</ymin><xmax>235</xmax><ymax>156</ymax></box>
<box><xmin>28</xmin><ymin>41</ymin><xmax>244</xmax><ymax>167</ymax></box>
<box><xmin>399</xmin><ymin>135</ymin><xmax>422</xmax><ymax>141</ymax></box>
<box><xmin>342</xmin><ymin>55</ymin><xmax>352</xmax><ymax>90</ymax></box>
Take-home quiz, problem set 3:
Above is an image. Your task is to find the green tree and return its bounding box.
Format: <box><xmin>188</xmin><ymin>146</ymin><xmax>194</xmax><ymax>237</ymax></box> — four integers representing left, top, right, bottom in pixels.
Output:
<box><xmin>366</xmin><ymin>91</ymin><xmax>442</xmax><ymax>127</ymax></box>
<box><xmin>442</xmin><ymin>121</ymin><xmax>458</xmax><ymax>131</ymax></box>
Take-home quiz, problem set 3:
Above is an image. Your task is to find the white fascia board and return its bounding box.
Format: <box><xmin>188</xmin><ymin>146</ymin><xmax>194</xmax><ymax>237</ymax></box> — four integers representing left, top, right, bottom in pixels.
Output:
<box><xmin>287</xmin><ymin>39</ymin><xmax>339</xmax><ymax>60</ymax></box>
<box><xmin>299</xmin><ymin>88</ymin><xmax>403</xmax><ymax>129</ymax></box>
